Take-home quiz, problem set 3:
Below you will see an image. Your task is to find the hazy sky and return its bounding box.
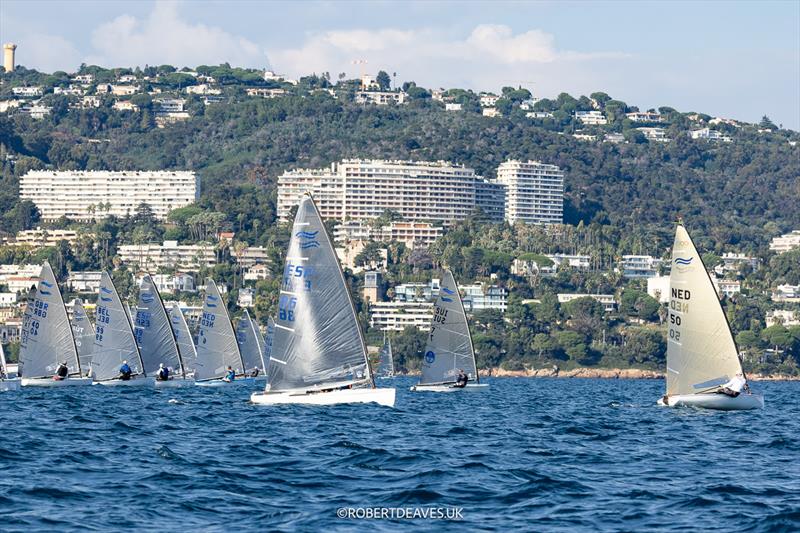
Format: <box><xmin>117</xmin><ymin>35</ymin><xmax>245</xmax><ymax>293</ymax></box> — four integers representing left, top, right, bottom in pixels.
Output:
<box><xmin>2</xmin><ymin>0</ymin><xmax>798</xmax><ymax>129</ymax></box>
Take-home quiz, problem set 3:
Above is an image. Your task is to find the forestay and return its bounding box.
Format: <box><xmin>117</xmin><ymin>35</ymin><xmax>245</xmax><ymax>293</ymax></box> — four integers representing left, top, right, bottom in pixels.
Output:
<box><xmin>92</xmin><ymin>271</ymin><xmax>144</xmax><ymax>381</ymax></box>
<box><xmin>666</xmin><ymin>224</ymin><xmax>743</xmax><ymax>396</ymax></box>
<box><xmin>19</xmin><ymin>262</ymin><xmax>81</xmax><ymax>379</ymax></box>
<box><xmin>420</xmin><ymin>270</ymin><xmax>478</xmax><ymax>385</ymax></box>
<box><xmin>266</xmin><ymin>195</ymin><xmax>371</xmax><ymax>392</ymax></box>
<box><xmin>71</xmin><ymin>298</ymin><xmax>95</xmax><ymax>372</ymax></box>
<box><xmin>169</xmin><ymin>304</ymin><xmax>197</xmax><ymax>374</ymax></box>
<box><xmin>236</xmin><ymin>309</ymin><xmax>265</xmax><ymax>373</ymax></box>
<box><xmin>134</xmin><ymin>275</ymin><xmax>183</xmax><ymax>377</ymax></box>
<box><xmin>195</xmin><ymin>279</ymin><xmax>244</xmax><ymax>381</ymax></box>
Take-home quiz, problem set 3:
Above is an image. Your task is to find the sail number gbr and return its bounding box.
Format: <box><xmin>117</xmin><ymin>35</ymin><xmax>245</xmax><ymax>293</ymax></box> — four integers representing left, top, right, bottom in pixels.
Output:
<box><xmin>668</xmin><ymin>288</ymin><xmax>690</xmax><ymax>342</ymax></box>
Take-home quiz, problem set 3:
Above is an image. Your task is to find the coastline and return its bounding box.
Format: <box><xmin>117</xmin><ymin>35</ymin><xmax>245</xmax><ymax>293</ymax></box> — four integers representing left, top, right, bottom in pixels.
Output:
<box><xmin>395</xmin><ymin>368</ymin><xmax>799</xmax><ymax>381</ymax></box>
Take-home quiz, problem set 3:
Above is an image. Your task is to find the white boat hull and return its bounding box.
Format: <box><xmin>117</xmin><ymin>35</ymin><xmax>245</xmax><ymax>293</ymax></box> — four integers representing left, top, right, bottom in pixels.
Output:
<box><xmin>155</xmin><ymin>378</ymin><xmax>194</xmax><ymax>388</ymax></box>
<box><xmin>1</xmin><ymin>379</ymin><xmax>21</xmax><ymax>392</ymax></box>
<box><xmin>251</xmin><ymin>387</ymin><xmax>396</xmax><ymax>407</ymax></box>
<box><xmin>410</xmin><ymin>382</ymin><xmax>489</xmax><ymax>392</ymax></box>
<box><xmin>21</xmin><ymin>377</ymin><xmax>93</xmax><ymax>387</ymax></box>
<box><xmin>96</xmin><ymin>376</ymin><xmax>155</xmax><ymax>388</ymax></box>
<box><xmin>658</xmin><ymin>392</ymin><xmax>764</xmax><ymax>410</ymax></box>
<box><xmin>196</xmin><ymin>377</ymin><xmax>255</xmax><ymax>388</ymax></box>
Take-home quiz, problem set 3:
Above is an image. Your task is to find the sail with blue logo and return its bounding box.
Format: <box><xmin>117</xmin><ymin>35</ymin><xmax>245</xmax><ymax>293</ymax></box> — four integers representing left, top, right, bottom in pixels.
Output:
<box><xmin>92</xmin><ymin>271</ymin><xmax>144</xmax><ymax>381</ymax></box>
<box><xmin>266</xmin><ymin>195</ymin><xmax>372</xmax><ymax>392</ymax></box>
<box><xmin>134</xmin><ymin>275</ymin><xmax>184</xmax><ymax>377</ymax></box>
<box><xmin>169</xmin><ymin>304</ymin><xmax>197</xmax><ymax>375</ymax></box>
<box><xmin>19</xmin><ymin>262</ymin><xmax>82</xmax><ymax>379</ymax></box>
<box><xmin>420</xmin><ymin>270</ymin><xmax>478</xmax><ymax>385</ymax></box>
<box><xmin>195</xmin><ymin>279</ymin><xmax>244</xmax><ymax>381</ymax></box>
<box><xmin>237</xmin><ymin>309</ymin><xmax>265</xmax><ymax>374</ymax></box>
<box><xmin>70</xmin><ymin>298</ymin><xmax>95</xmax><ymax>373</ymax></box>
<box><xmin>666</xmin><ymin>224</ymin><xmax>743</xmax><ymax>396</ymax></box>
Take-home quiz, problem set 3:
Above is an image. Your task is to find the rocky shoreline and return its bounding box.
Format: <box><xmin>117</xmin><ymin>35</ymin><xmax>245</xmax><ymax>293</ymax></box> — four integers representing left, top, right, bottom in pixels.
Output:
<box><xmin>396</xmin><ymin>368</ymin><xmax>799</xmax><ymax>381</ymax></box>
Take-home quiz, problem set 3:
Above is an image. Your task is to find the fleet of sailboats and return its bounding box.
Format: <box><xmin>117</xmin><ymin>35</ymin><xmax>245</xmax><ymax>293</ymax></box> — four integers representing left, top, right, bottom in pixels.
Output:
<box><xmin>195</xmin><ymin>278</ymin><xmax>247</xmax><ymax>386</ymax></box>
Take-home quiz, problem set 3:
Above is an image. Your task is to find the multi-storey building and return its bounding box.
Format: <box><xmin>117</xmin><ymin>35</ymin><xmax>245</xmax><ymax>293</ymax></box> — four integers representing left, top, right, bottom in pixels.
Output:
<box><xmin>713</xmin><ymin>253</ymin><xmax>761</xmax><ymax>276</ymax></box>
<box><xmin>689</xmin><ymin>128</ymin><xmax>732</xmax><ymax>142</ymax></box>
<box><xmin>619</xmin><ymin>255</ymin><xmax>662</xmax><ymax>278</ymax></box>
<box><xmin>575</xmin><ymin>110</ymin><xmax>607</xmax><ymax>125</ymax></box>
<box><xmin>277</xmin><ymin>159</ymin><xmax>504</xmax><ymax>223</ymax></box>
<box><xmin>354</xmin><ymin>91</ymin><xmax>407</xmax><ymax>105</ymax></box>
<box><xmin>67</xmin><ymin>271</ymin><xmax>103</xmax><ymax>294</ymax></box>
<box><xmin>625</xmin><ymin>111</ymin><xmax>663</xmax><ymax>122</ymax></box>
<box><xmin>14</xmin><ymin>228</ymin><xmax>87</xmax><ymax>247</ymax></box>
<box><xmin>769</xmin><ymin>230</ymin><xmax>800</xmax><ymax>254</ymax></box>
<box><xmin>20</xmin><ymin>170</ymin><xmax>199</xmax><ymax>221</ymax></box>
<box><xmin>117</xmin><ymin>241</ymin><xmax>216</xmax><ymax>271</ymax></box>
<box><xmin>557</xmin><ymin>293</ymin><xmax>617</xmax><ymax>312</ymax></box>
<box><xmin>495</xmin><ymin>160</ymin><xmax>564</xmax><ymax>225</ymax></box>
<box><xmin>369</xmin><ymin>301</ymin><xmax>434</xmax><ymax>332</ymax></box>
<box><xmin>334</xmin><ymin>220</ymin><xmax>444</xmax><ymax>248</ymax></box>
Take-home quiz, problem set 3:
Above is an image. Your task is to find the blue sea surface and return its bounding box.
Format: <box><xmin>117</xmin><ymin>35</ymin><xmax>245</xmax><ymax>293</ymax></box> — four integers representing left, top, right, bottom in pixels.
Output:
<box><xmin>0</xmin><ymin>377</ymin><xmax>798</xmax><ymax>532</ymax></box>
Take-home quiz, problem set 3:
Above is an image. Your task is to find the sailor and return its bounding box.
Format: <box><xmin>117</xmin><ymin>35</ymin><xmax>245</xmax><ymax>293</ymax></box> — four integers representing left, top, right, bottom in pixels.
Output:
<box><xmin>223</xmin><ymin>366</ymin><xmax>236</xmax><ymax>382</ymax></box>
<box><xmin>157</xmin><ymin>363</ymin><xmax>170</xmax><ymax>382</ymax></box>
<box><xmin>54</xmin><ymin>361</ymin><xmax>69</xmax><ymax>381</ymax></box>
<box><xmin>119</xmin><ymin>360</ymin><xmax>133</xmax><ymax>381</ymax></box>
<box><xmin>250</xmin><ymin>367</ymin><xmax>260</xmax><ymax>378</ymax></box>
<box><xmin>454</xmin><ymin>369</ymin><xmax>468</xmax><ymax>388</ymax></box>
<box><xmin>718</xmin><ymin>373</ymin><xmax>747</xmax><ymax>397</ymax></box>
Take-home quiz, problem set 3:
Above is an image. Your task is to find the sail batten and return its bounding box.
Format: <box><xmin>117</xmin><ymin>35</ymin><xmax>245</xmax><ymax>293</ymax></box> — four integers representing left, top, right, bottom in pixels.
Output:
<box><xmin>666</xmin><ymin>225</ymin><xmax>743</xmax><ymax>396</ymax></box>
<box><xmin>134</xmin><ymin>275</ymin><xmax>183</xmax><ymax>377</ymax></box>
<box><xmin>19</xmin><ymin>263</ymin><xmax>81</xmax><ymax>378</ymax></box>
<box><xmin>266</xmin><ymin>195</ymin><xmax>372</xmax><ymax>392</ymax></box>
<box><xmin>92</xmin><ymin>271</ymin><xmax>144</xmax><ymax>381</ymax></box>
<box><xmin>195</xmin><ymin>279</ymin><xmax>243</xmax><ymax>381</ymax></box>
<box><xmin>419</xmin><ymin>271</ymin><xmax>478</xmax><ymax>385</ymax></box>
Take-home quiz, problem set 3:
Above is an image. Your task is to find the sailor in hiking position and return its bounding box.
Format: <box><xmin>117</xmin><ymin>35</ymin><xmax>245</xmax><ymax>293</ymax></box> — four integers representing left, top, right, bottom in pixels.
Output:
<box><xmin>54</xmin><ymin>361</ymin><xmax>69</xmax><ymax>381</ymax></box>
<box><xmin>156</xmin><ymin>363</ymin><xmax>170</xmax><ymax>382</ymax></box>
<box><xmin>118</xmin><ymin>360</ymin><xmax>133</xmax><ymax>381</ymax></box>
<box><xmin>223</xmin><ymin>366</ymin><xmax>236</xmax><ymax>382</ymax></box>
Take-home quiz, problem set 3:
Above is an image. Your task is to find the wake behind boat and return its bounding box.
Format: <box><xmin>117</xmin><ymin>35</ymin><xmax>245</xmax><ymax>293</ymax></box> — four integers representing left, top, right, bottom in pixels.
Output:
<box><xmin>658</xmin><ymin>223</ymin><xmax>763</xmax><ymax>410</ymax></box>
<box><xmin>20</xmin><ymin>262</ymin><xmax>91</xmax><ymax>387</ymax></box>
<box><xmin>411</xmin><ymin>270</ymin><xmax>487</xmax><ymax>393</ymax></box>
<box><xmin>251</xmin><ymin>194</ymin><xmax>395</xmax><ymax>407</ymax></box>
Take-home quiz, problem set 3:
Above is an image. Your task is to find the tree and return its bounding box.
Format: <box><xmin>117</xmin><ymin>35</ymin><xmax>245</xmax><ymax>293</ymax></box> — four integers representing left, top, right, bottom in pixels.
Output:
<box><xmin>376</xmin><ymin>71</ymin><xmax>391</xmax><ymax>91</ymax></box>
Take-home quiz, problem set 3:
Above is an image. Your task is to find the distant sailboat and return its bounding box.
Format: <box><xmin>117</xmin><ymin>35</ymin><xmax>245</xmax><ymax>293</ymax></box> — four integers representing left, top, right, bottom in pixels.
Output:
<box><xmin>236</xmin><ymin>309</ymin><xmax>267</xmax><ymax>379</ymax></box>
<box><xmin>20</xmin><ymin>262</ymin><xmax>91</xmax><ymax>387</ymax></box>
<box><xmin>195</xmin><ymin>279</ymin><xmax>247</xmax><ymax>386</ymax></box>
<box><xmin>251</xmin><ymin>194</ymin><xmax>395</xmax><ymax>406</ymax></box>
<box><xmin>411</xmin><ymin>270</ymin><xmax>487</xmax><ymax>392</ymax></box>
<box><xmin>92</xmin><ymin>271</ymin><xmax>153</xmax><ymax>387</ymax></box>
<box><xmin>169</xmin><ymin>304</ymin><xmax>197</xmax><ymax>377</ymax></box>
<box><xmin>134</xmin><ymin>275</ymin><xmax>191</xmax><ymax>387</ymax></box>
<box><xmin>0</xmin><ymin>341</ymin><xmax>20</xmax><ymax>391</ymax></box>
<box><xmin>71</xmin><ymin>298</ymin><xmax>95</xmax><ymax>375</ymax></box>
<box><xmin>375</xmin><ymin>334</ymin><xmax>395</xmax><ymax>378</ymax></box>
<box><xmin>658</xmin><ymin>224</ymin><xmax>763</xmax><ymax>410</ymax></box>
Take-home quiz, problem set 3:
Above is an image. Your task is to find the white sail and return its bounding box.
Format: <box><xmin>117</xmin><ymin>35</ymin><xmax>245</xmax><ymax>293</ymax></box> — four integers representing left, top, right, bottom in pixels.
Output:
<box><xmin>420</xmin><ymin>270</ymin><xmax>478</xmax><ymax>385</ymax></box>
<box><xmin>263</xmin><ymin>317</ymin><xmax>274</xmax><ymax>371</ymax></box>
<box><xmin>169</xmin><ymin>304</ymin><xmax>197</xmax><ymax>374</ymax></box>
<box><xmin>376</xmin><ymin>336</ymin><xmax>395</xmax><ymax>377</ymax></box>
<box><xmin>266</xmin><ymin>195</ymin><xmax>373</xmax><ymax>392</ymax></box>
<box><xmin>195</xmin><ymin>279</ymin><xmax>244</xmax><ymax>381</ymax></box>
<box><xmin>1</xmin><ymin>341</ymin><xmax>8</xmax><ymax>377</ymax></box>
<box><xmin>236</xmin><ymin>309</ymin><xmax>265</xmax><ymax>373</ymax></box>
<box><xmin>134</xmin><ymin>275</ymin><xmax>184</xmax><ymax>377</ymax></box>
<box><xmin>666</xmin><ymin>224</ymin><xmax>743</xmax><ymax>396</ymax></box>
<box><xmin>71</xmin><ymin>298</ymin><xmax>95</xmax><ymax>373</ymax></box>
<box><xmin>92</xmin><ymin>271</ymin><xmax>145</xmax><ymax>381</ymax></box>
<box><xmin>19</xmin><ymin>262</ymin><xmax>81</xmax><ymax>378</ymax></box>
<box><xmin>252</xmin><ymin>314</ymin><xmax>268</xmax><ymax>373</ymax></box>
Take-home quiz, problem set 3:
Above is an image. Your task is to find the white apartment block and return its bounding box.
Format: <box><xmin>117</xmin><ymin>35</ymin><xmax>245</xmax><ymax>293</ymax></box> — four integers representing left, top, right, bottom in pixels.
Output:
<box><xmin>445</xmin><ymin>103</ymin><xmax>462</xmax><ymax>111</ymax></box>
<box><xmin>766</xmin><ymin>310</ymin><xmax>799</xmax><ymax>327</ymax></box>
<box><xmin>113</xmin><ymin>100</ymin><xmax>139</xmax><ymax>112</ymax></box>
<box><xmin>354</xmin><ymin>91</ymin><xmax>407</xmax><ymax>105</ymax></box>
<box><xmin>575</xmin><ymin>110</ymin><xmax>607</xmax><ymax>125</ymax></box>
<box><xmin>105</xmin><ymin>84</ymin><xmax>139</xmax><ymax>96</ymax></box>
<box><xmin>246</xmin><ymin>88</ymin><xmax>287</xmax><ymax>98</ymax></box>
<box><xmin>479</xmin><ymin>94</ymin><xmax>499</xmax><ymax>107</ymax></box>
<box><xmin>53</xmin><ymin>85</ymin><xmax>85</xmax><ymax>96</ymax></box>
<box><xmin>277</xmin><ymin>159</ymin><xmax>505</xmax><ymax>223</ymax></box>
<box><xmin>527</xmin><ymin>111</ymin><xmax>554</xmax><ymax>119</ymax></box>
<box><xmin>370</xmin><ymin>301</ymin><xmax>434</xmax><ymax>332</ymax></box>
<box><xmin>155</xmin><ymin>98</ymin><xmax>186</xmax><ymax>112</ymax></box>
<box><xmin>482</xmin><ymin>107</ymin><xmax>500</xmax><ymax>118</ymax></box>
<box><xmin>12</xmin><ymin>86</ymin><xmax>43</xmax><ymax>97</ymax></box>
<box><xmin>573</xmin><ymin>133</ymin><xmax>597</xmax><ymax>142</ymax></box>
<box><xmin>231</xmin><ymin>246</ymin><xmax>270</xmax><ymax>267</ymax></box>
<box><xmin>619</xmin><ymin>255</ymin><xmax>662</xmax><ymax>278</ymax></box>
<box><xmin>545</xmin><ymin>254</ymin><xmax>592</xmax><ymax>272</ymax></box>
<box><xmin>185</xmin><ymin>84</ymin><xmax>221</xmax><ymax>95</ymax></box>
<box><xmin>334</xmin><ymin>221</ymin><xmax>444</xmax><ymax>248</ymax></box>
<box><xmin>557</xmin><ymin>293</ymin><xmax>617</xmax><ymax>312</ymax></box>
<box><xmin>772</xmin><ymin>284</ymin><xmax>800</xmax><ymax>303</ymax></box>
<box><xmin>67</xmin><ymin>271</ymin><xmax>102</xmax><ymax>293</ymax></box>
<box><xmin>244</xmin><ymin>264</ymin><xmax>270</xmax><ymax>282</ymax></box>
<box><xmin>20</xmin><ymin>170</ymin><xmax>199</xmax><ymax>221</ymax></box>
<box><xmin>72</xmin><ymin>74</ymin><xmax>94</xmax><ymax>85</ymax></box>
<box><xmin>461</xmin><ymin>283</ymin><xmax>507</xmax><ymax>312</ymax></box>
<box><xmin>5</xmin><ymin>277</ymin><xmax>39</xmax><ymax>294</ymax></box>
<box><xmin>712</xmin><ymin>277</ymin><xmax>741</xmax><ymax>298</ymax></box>
<box><xmin>769</xmin><ymin>230</ymin><xmax>800</xmax><ymax>253</ymax></box>
<box><xmin>26</xmin><ymin>105</ymin><xmax>51</xmax><ymax>120</ymax></box>
<box><xmin>637</xmin><ymin>127</ymin><xmax>670</xmax><ymax>142</ymax></box>
<box><xmin>15</xmin><ymin>228</ymin><xmax>87</xmax><ymax>247</ymax></box>
<box><xmin>713</xmin><ymin>253</ymin><xmax>761</xmax><ymax>276</ymax></box>
<box><xmin>626</xmin><ymin>111</ymin><xmax>663</xmax><ymax>123</ymax></box>
<box><xmin>137</xmin><ymin>273</ymin><xmax>196</xmax><ymax>293</ymax></box>
<box><xmin>496</xmin><ymin>160</ymin><xmax>564</xmax><ymax>225</ymax></box>
<box><xmin>118</xmin><ymin>241</ymin><xmax>216</xmax><ymax>271</ymax></box>
<box><xmin>689</xmin><ymin>128</ymin><xmax>732</xmax><ymax>142</ymax></box>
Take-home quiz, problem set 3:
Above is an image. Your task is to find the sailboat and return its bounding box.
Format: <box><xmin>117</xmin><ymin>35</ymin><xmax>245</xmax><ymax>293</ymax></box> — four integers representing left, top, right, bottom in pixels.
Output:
<box><xmin>133</xmin><ymin>275</ymin><xmax>191</xmax><ymax>388</ymax></box>
<box><xmin>71</xmin><ymin>298</ymin><xmax>95</xmax><ymax>376</ymax></box>
<box><xmin>411</xmin><ymin>270</ymin><xmax>488</xmax><ymax>392</ymax></box>
<box><xmin>262</xmin><ymin>317</ymin><xmax>274</xmax><ymax>367</ymax></box>
<box><xmin>251</xmin><ymin>194</ymin><xmax>395</xmax><ymax>406</ymax></box>
<box><xmin>236</xmin><ymin>309</ymin><xmax>267</xmax><ymax>380</ymax></box>
<box><xmin>169</xmin><ymin>304</ymin><xmax>197</xmax><ymax>378</ymax></box>
<box><xmin>375</xmin><ymin>334</ymin><xmax>395</xmax><ymax>378</ymax></box>
<box><xmin>20</xmin><ymin>262</ymin><xmax>92</xmax><ymax>386</ymax></box>
<box><xmin>92</xmin><ymin>271</ymin><xmax>153</xmax><ymax>387</ymax></box>
<box><xmin>195</xmin><ymin>279</ymin><xmax>248</xmax><ymax>387</ymax></box>
<box><xmin>658</xmin><ymin>223</ymin><xmax>764</xmax><ymax>410</ymax></box>
<box><xmin>0</xmin><ymin>341</ymin><xmax>20</xmax><ymax>391</ymax></box>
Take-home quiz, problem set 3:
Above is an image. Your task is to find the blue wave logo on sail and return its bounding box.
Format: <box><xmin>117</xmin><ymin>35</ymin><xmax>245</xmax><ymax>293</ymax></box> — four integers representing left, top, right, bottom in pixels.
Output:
<box><xmin>674</xmin><ymin>257</ymin><xmax>693</xmax><ymax>265</ymax></box>
<box><xmin>208</xmin><ymin>295</ymin><xmax>218</xmax><ymax>301</ymax></box>
<box><xmin>206</xmin><ymin>302</ymin><xmax>217</xmax><ymax>308</ymax></box>
<box><xmin>100</xmin><ymin>287</ymin><xmax>113</xmax><ymax>294</ymax></box>
<box><xmin>441</xmin><ymin>297</ymin><xmax>453</xmax><ymax>303</ymax></box>
<box><xmin>442</xmin><ymin>287</ymin><xmax>456</xmax><ymax>295</ymax></box>
<box><xmin>299</xmin><ymin>241</ymin><xmax>320</xmax><ymax>249</ymax></box>
<box><xmin>39</xmin><ymin>289</ymin><xmax>52</xmax><ymax>296</ymax></box>
<box><xmin>295</xmin><ymin>230</ymin><xmax>319</xmax><ymax>238</ymax></box>
<box><xmin>100</xmin><ymin>296</ymin><xmax>112</xmax><ymax>302</ymax></box>
<box><xmin>41</xmin><ymin>280</ymin><xmax>54</xmax><ymax>288</ymax></box>
<box><xmin>296</xmin><ymin>230</ymin><xmax>320</xmax><ymax>249</ymax></box>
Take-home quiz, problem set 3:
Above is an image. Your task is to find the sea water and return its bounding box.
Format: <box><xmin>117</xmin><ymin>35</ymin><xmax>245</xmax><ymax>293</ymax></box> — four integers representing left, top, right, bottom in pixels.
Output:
<box><xmin>0</xmin><ymin>378</ymin><xmax>797</xmax><ymax>532</ymax></box>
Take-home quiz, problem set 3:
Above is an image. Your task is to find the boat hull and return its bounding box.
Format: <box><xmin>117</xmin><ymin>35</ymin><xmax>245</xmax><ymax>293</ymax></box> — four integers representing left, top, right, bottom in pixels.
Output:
<box><xmin>658</xmin><ymin>393</ymin><xmax>764</xmax><ymax>410</ymax></box>
<box><xmin>0</xmin><ymin>379</ymin><xmax>21</xmax><ymax>392</ymax></box>
<box><xmin>410</xmin><ymin>383</ymin><xmax>489</xmax><ymax>393</ymax></box>
<box><xmin>96</xmin><ymin>376</ymin><xmax>155</xmax><ymax>388</ymax></box>
<box><xmin>196</xmin><ymin>377</ymin><xmax>255</xmax><ymax>388</ymax></box>
<box><xmin>155</xmin><ymin>378</ymin><xmax>194</xmax><ymax>388</ymax></box>
<box><xmin>251</xmin><ymin>387</ymin><xmax>396</xmax><ymax>407</ymax></box>
<box><xmin>21</xmin><ymin>377</ymin><xmax>93</xmax><ymax>387</ymax></box>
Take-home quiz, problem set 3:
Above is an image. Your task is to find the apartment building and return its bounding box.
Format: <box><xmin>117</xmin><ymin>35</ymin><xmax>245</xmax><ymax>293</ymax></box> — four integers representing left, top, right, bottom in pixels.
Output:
<box><xmin>769</xmin><ymin>230</ymin><xmax>800</xmax><ymax>254</ymax></box>
<box><xmin>117</xmin><ymin>241</ymin><xmax>216</xmax><ymax>270</ymax></box>
<box><xmin>495</xmin><ymin>160</ymin><xmax>564</xmax><ymax>225</ymax></box>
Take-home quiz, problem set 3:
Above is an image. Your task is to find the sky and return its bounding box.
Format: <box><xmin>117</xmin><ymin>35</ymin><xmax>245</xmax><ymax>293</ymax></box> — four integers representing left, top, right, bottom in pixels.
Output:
<box><xmin>1</xmin><ymin>0</ymin><xmax>799</xmax><ymax>129</ymax></box>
